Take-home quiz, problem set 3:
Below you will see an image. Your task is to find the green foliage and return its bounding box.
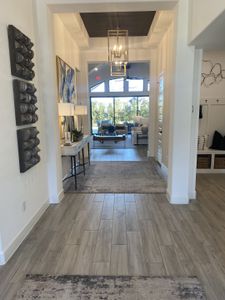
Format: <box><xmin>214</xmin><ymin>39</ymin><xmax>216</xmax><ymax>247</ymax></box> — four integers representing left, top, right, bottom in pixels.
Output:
<box><xmin>138</xmin><ymin>97</ymin><xmax>150</xmax><ymax>118</ymax></box>
<box><xmin>91</xmin><ymin>97</ymin><xmax>149</xmax><ymax>130</ymax></box>
<box><xmin>71</xmin><ymin>128</ymin><xmax>83</xmax><ymax>142</ymax></box>
<box><xmin>115</xmin><ymin>97</ymin><xmax>137</xmax><ymax>124</ymax></box>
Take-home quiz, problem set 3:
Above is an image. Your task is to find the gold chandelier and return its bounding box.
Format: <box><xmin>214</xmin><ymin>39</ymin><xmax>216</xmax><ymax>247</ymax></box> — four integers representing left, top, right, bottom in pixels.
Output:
<box><xmin>107</xmin><ymin>29</ymin><xmax>128</xmax><ymax>76</ymax></box>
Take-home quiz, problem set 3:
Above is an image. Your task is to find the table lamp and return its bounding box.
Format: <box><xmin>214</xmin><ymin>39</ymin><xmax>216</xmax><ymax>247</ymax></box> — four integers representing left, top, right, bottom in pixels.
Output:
<box><xmin>58</xmin><ymin>102</ymin><xmax>74</xmax><ymax>144</ymax></box>
<box><xmin>74</xmin><ymin>105</ymin><xmax>87</xmax><ymax>133</ymax></box>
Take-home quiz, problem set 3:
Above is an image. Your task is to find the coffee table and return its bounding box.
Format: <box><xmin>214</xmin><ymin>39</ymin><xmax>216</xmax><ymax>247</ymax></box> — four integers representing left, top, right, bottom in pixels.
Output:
<box><xmin>93</xmin><ymin>134</ymin><xmax>126</xmax><ymax>144</ymax></box>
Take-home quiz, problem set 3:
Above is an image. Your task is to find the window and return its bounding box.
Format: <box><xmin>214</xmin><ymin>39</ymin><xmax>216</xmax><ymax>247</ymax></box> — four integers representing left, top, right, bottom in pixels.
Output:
<box><xmin>115</xmin><ymin>97</ymin><xmax>137</xmax><ymax>124</ymax></box>
<box><xmin>91</xmin><ymin>96</ymin><xmax>150</xmax><ymax>133</ymax></box>
<box><xmin>138</xmin><ymin>97</ymin><xmax>149</xmax><ymax>118</ymax></box>
<box><xmin>147</xmin><ymin>80</ymin><xmax>150</xmax><ymax>92</ymax></box>
<box><xmin>109</xmin><ymin>78</ymin><xmax>124</xmax><ymax>92</ymax></box>
<box><xmin>128</xmin><ymin>79</ymin><xmax>144</xmax><ymax>92</ymax></box>
<box><xmin>91</xmin><ymin>82</ymin><xmax>105</xmax><ymax>93</ymax></box>
<box><xmin>91</xmin><ymin>98</ymin><xmax>114</xmax><ymax>133</ymax></box>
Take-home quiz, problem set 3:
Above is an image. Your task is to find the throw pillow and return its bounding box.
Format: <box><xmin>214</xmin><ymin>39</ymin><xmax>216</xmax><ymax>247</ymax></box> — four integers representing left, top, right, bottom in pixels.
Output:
<box><xmin>210</xmin><ymin>130</ymin><xmax>224</xmax><ymax>150</ymax></box>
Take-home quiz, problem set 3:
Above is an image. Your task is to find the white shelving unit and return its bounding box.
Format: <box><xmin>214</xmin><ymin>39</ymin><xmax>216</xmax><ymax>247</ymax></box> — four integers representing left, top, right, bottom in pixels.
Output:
<box><xmin>197</xmin><ymin>150</ymin><xmax>225</xmax><ymax>173</ymax></box>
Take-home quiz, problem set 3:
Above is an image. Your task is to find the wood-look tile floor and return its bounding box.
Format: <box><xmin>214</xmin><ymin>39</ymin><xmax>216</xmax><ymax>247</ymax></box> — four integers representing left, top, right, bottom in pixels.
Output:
<box><xmin>1</xmin><ymin>175</ymin><xmax>225</xmax><ymax>299</ymax></box>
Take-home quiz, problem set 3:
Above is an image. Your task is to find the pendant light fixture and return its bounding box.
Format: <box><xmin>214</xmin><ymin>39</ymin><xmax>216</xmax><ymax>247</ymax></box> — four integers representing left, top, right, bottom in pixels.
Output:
<box><xmin>108</xmin><ymin>29</ymin><xmax>128</xmax><ymax>76</ymax></box>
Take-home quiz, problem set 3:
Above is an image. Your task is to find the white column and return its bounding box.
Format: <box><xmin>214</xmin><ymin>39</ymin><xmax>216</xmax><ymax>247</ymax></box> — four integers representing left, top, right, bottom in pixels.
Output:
<box><xmin>77</xmin><ymin>53</ymin><xmax>90</xmax><ymax>134</ymax></box>
<box><xmin>149</xmin><ymin>48</ymin><xmax>158</xmax><ymax>157</ymax></box>
<box><xmin>33</xmin><ymin>0</ymin><xmax>64</xmax><ymax>203</ymax></box>
<box><xmin>167</xmin><ymin>0</ymin><xmax>196</xmax><ymax>204</ymax></box>
<box><xmin>188</xmin><ymin>49</ymin><xmax>203</xmax><ymax>199</ymax></box>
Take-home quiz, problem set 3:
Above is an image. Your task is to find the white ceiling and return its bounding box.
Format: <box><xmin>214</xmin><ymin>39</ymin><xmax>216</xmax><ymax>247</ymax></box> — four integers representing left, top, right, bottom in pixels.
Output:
<box><xmin>191</xmin><ymin>10</ymin><xmax>225</xmax><ymax>50</ymax></box>
<box><xmin>47</xmin><ymin>0</ymin><xmax>178</xmax><ymax>13</ymax></box>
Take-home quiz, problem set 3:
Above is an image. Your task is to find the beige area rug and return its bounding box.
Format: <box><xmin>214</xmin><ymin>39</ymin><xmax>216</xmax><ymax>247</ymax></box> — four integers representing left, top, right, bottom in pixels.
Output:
<box><xmin>16</xmin><ymin>275</ymin><xmax>206</xmax><ymax>299</ymax></box>
<box><xmin>64</xmin><ymin>161</ymin><xmax>167</xmax><ymax>193</ymax></box>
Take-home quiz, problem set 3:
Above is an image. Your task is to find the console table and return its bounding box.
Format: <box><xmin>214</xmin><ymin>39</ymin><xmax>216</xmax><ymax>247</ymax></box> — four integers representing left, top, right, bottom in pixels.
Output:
<box><xmin>61</xmin><ymin>135</ymin><xmax>91</xmax><ymax>190</ymax></box>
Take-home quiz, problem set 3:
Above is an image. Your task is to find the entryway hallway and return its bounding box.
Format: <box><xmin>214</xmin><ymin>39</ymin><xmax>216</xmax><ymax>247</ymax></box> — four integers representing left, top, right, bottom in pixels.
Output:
<box><xmin>64</xmin><ymin>144</ymin><xmax>167</xmax><ymax>193</ymax></box>
<box><xmin>1</xmin><ymin>175</ymin><xmax>225</xmax><ymax>299</ymax></box>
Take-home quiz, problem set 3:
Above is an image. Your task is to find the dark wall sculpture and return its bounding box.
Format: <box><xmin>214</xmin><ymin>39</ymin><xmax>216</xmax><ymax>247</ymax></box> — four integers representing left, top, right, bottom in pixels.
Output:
<box><xmin>8</xmin><ymin>24</ymin><xmax>41</xmax><ymax>172</ymax></box>
<box><xmin>13</xmin><ymin>79</ymin><xmax>38</xmax><ymax>125</ymax></box>
<box><xmin>8</xmin><ymin>25</ymin><xmax>35</xmax><ymax>81</ymax></box>
<box><xmin>17</xmin><ymin>127</ymin><xmax>40</xmax><ymax>173</ymax></box>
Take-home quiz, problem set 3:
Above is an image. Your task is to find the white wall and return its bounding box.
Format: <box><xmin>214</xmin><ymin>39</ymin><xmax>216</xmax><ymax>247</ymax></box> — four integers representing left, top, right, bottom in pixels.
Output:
<box><xmin>152</xmin><ymin>0</ymin><xmax>199</xmax><ymax>203</ymax></box>
<box><xmin>53</xmin><ymin>14</ymin><xmax>81</xmax><ymax>179</ymax></box>
<box><xmin>0</xmin><ymin>0</ymin><xmax>49</xmax><ymax>264</ymax></box>
<box><xmin>54</xmin><ymin>14</ymin><xmax>80</xmax><ymax>71</ymax></box>
<box><xmin>167</xmin><ymin>0</ymin><xmax>198</xmax><ymax>204</ymax></box>
<box><xmin>199</xmin><ymin>51</ymin><xmax>225</xmax><ymax>147</ymax></box>
<box><xmin>154</xmin><ymin>21</ymin><xmax>175</xmax><ymax>168</ymax></box>
<box><xmin>189</xmin><ymin>0</ymin><xmax>225</xmax><ymax>44</ymax></box>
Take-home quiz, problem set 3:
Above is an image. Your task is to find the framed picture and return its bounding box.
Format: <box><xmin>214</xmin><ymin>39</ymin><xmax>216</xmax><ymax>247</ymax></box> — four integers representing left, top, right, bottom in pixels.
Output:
<box><xmin>56</xmin><ymin>56</ymin><xmax>76</xmax><ymax>104</ymax></box>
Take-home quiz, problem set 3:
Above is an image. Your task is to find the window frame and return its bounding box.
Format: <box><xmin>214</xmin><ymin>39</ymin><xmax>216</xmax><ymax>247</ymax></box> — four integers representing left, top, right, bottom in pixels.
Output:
<box><xmin>127</xmin><ymin>79</ymin><xmax>144</xmax><ymax>92</ymax></box>
<box><xmin>90</xmin><ymin>81</ymin><xmax>106</xmax><ymax>93</ymax></box>
<box><xmin>109</xmin><ymin>77</ymin><xmax>125</xmax><ymax>93</ymax></box>
<box><xmin>90</xmin><ymin>95</ymin><xmax>150</xmax><ymax>134</ymax></box>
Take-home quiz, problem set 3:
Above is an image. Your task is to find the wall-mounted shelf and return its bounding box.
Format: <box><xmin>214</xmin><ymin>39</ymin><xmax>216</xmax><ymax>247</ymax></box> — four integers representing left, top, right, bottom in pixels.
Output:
<box><xmin>197</xmin><ymin>150</ymin><xmax>225</xmax><ymax>173</ymax></box>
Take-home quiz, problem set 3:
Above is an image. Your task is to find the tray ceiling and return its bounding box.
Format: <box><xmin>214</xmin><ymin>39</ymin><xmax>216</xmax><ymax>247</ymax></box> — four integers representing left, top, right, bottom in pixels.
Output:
<box><xmin>80</xmin><ymin>12</ymin><xmax>156</xmax><ymax>37</ymax></box>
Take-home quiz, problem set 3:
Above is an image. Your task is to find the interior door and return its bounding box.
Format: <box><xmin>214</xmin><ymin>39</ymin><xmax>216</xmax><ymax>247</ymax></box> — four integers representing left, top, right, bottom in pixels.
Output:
<box><xmin>156</xmin><ymin>73</ymin><xmax>164</xmax><ymax>164</ymax></box>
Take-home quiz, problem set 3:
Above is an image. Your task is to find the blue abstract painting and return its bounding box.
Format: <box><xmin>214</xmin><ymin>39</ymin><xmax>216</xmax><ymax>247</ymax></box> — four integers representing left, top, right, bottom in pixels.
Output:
<box><xmin>56</xmin><ymin>56</ymin><xmax>75</xmax><ymax>103</ymax></box>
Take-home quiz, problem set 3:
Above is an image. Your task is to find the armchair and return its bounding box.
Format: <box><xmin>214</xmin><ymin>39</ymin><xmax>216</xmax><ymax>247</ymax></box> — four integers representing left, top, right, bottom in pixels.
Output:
<box><xmin>131</xmin><ymin>125</ymin><xmax>148</xmax><ymax>145</ymax></box>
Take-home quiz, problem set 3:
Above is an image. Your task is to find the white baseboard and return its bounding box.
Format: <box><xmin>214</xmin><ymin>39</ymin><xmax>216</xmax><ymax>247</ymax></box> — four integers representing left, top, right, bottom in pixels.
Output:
<box><xmin>0</xmin><ymin>201</ymin><xmax>49</xmax><ymax>265</ymax></box>
<box><xmin>58</xmin><ymin>189</ymin><xmax>64</xmax><ymax>202</ymax></box>
<box><xmin>0</xmin><ymin>251</ymin><xmax>5</xmax><ymax>265</ymax></box>
<box><xmin>49</xmin><ymin>189</ymin><xmax>64</xmax><ymax>204</ymax></box>
<box><xmin>160</xmin><ymin>163</ymin><xmax>168</xmax><ymax>177</ymax></box>
<box><xmin>189</xmin><ymin>190</ymin><xmax>197</xmax><ymax>200</ymax></box>
<box><xmin>166</xmin><ymin>190</ymin><xmax>189</xmax><ymax>204</ymax></box>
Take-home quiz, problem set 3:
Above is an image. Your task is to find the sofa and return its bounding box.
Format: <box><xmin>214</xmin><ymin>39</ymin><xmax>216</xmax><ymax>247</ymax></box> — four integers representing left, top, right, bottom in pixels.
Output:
<box><xmin>97</xmin><ymin>120</ymin><xmax>128</xmax><ymax>136</ymax></box>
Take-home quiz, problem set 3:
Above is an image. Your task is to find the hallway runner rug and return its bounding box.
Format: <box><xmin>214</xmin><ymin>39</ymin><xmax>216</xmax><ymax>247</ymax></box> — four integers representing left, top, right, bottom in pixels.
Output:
<box><xmin>16</xmin><ymin>274</ymin><xmax>206</xmax><ymax>299</ymax></box>
<box><xmin>64</xmin><ymin>160</ymin><xmax>167</xmax><ymax>193</ymax></box>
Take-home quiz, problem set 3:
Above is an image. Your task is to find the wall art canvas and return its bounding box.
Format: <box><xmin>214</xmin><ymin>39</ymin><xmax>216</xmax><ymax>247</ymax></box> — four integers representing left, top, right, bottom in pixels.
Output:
<box><xmin>56</xmin><ymin>56</ymin><xmax>76</xmax><ymax>103</ymax></box>
<box><xmin>201</xmin><ymin>59</ymin><xmax>225</xmax><ymax>87</ymax></box>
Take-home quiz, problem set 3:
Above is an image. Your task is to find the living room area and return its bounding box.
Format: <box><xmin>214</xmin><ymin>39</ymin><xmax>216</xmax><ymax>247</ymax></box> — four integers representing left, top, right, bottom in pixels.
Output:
<box><xmin>62</xmin><ymin>60</ymin><xmax>167</xmax><ymax>193</ymax></box>
<box><xmin>89</xmin><ymin>62</ymin><xmax>150</xmax><ymax>159</ymax></box>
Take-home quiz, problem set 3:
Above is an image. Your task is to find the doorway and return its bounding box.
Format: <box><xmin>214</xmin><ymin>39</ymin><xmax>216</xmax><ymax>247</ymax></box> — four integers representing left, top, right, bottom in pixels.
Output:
<box><xmin>89</xmin><ymin>62</ymin><xmax>150</xmax><ymax>156</ymax></box>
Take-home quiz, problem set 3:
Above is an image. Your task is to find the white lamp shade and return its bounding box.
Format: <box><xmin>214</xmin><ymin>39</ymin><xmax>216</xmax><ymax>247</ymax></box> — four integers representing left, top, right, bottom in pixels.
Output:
<box><xmin>58</xmin><ymin>103</ymin><xmax>74</xmax><ymax>116</ymax></box>
<box><xmin>74</xmin><ymin>105</ymin><xmax>87</xmax><ymax>116</ymax></box>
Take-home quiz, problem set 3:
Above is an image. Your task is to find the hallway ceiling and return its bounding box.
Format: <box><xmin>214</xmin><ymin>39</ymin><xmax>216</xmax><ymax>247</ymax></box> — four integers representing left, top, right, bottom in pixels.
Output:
<box><xmin>190</xmin><ymin>9</ymin><xmax>225</xmax><ymax>50</ymax></box>
<box><xmin>80</xmin><ymin>12</ymin><xmax>156</xmax><ymax>37</ymax></box>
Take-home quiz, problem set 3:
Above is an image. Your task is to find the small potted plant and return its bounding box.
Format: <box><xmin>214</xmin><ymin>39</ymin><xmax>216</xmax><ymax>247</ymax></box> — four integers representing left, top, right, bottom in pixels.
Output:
<box><xmin>71</xmin><ymin>128</ymin><xmax>83</xmax><ymax>142</ymax></box>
